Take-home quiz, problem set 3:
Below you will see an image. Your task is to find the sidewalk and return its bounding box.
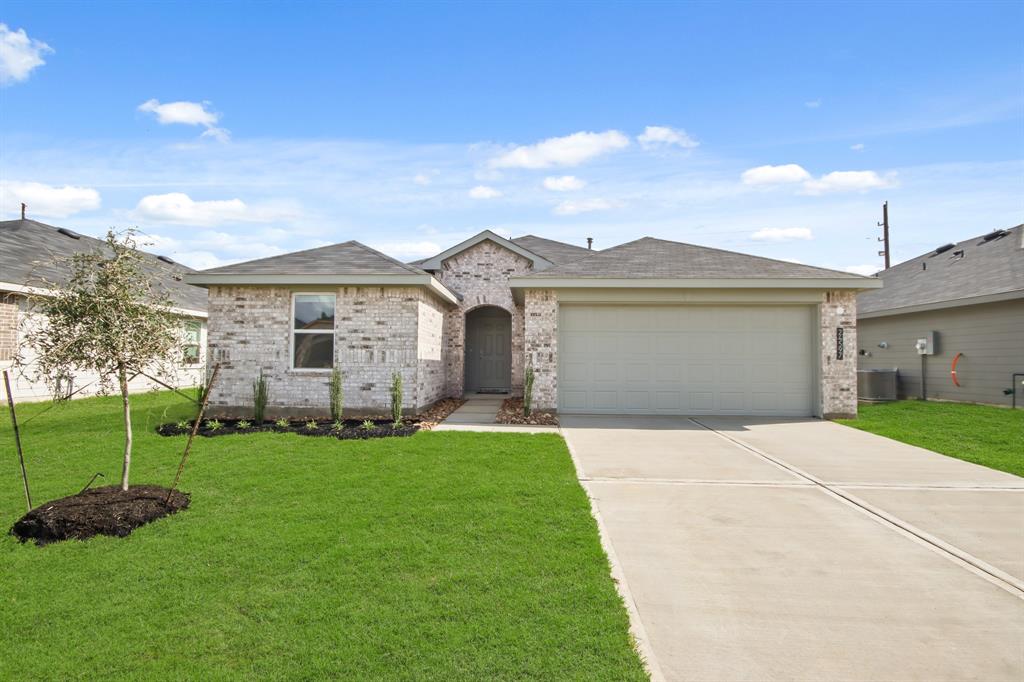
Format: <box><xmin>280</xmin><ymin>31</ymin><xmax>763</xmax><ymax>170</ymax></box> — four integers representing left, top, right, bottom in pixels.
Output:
<box><xmin>434</xmin><ymin>394</ymin><xmax>560</xmax><ymax>434</ymax></box>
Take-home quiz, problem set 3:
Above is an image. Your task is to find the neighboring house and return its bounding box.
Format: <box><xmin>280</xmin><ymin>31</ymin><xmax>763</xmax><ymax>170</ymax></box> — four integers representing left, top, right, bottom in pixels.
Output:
<box><xmin>857</xmin><ymin>224</ymin><xmax>1024</xmax><ymax>405</ymax></box>
<box><xmin>187</xmin><ymin>230</ymin><xmax>879</xmax><ymax>419</ymax></box>
<box><xmin>0</xmin><ymin>218</ymin><xmax>209</xmax><ymax>401</ymax></box>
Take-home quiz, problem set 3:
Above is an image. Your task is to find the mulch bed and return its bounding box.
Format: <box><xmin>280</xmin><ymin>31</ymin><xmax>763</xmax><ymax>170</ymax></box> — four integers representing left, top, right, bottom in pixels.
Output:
<box><xmin>495</xmin><ymin>398</ymin><xmax>559</xmax><ymax>426</ymax></box>
<box><xmin>10</xmin><ymin>485</ymin><xmax>190</xmax><ymax>546</ymax></box>
<box><xmin>155</xmin><ymin>398</ymin><xmax>466</xmax><ymax>439</ymax></box>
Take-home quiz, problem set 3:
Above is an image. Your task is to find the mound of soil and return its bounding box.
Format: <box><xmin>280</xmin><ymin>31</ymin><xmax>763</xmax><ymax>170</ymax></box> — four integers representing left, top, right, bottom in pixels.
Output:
<box><xmin>11</xmin><ymin>485</ymin><xmax>189</xmax><ymax>546</ymax></box>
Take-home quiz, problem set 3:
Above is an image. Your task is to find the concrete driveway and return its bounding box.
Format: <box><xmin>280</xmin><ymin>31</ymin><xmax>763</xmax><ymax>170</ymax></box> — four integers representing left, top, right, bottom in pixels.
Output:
<box><xmin>561</xmin><ymin>415</ymin><xmax>1024</xmax><ymax>682</ymax></box>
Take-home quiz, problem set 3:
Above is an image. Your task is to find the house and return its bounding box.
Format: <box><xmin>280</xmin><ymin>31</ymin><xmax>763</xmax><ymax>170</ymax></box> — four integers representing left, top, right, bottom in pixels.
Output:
<box><xmin>0</xmin><ymin>218</ymin><xmax>209</xmax><ymax>401</ymax></box>
<box><xmin>857</xmin><ymin>224</ymin><xmax>1024</xmax><ymax>405</ymax></box>
<box><xmin>186</xmin><ymin>230</ymin><xmax>880</xmax><ymax>419</ymax></box>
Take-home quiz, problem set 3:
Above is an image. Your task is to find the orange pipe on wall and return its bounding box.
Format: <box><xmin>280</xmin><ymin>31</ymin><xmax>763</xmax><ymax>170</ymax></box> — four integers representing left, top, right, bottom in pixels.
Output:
<box><xmin>951</xmin><ymin>352</ymin><xmax>964</xmax><ymax>387</ymax></box>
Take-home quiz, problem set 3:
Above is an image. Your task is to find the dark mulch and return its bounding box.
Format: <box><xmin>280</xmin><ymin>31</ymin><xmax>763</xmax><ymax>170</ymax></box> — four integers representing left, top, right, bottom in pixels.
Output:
<box><xmin>10</xmin><ymin>485</ymin><xmax>190</xmax><ymax>546</ymax></box>
<box><xmin>157</xmin><ymin>418</ymin><xmax>421</xmax><ymax>439</ymax></box>
<box><xmin>495</xmin><ymin>398</ymin><xmax>560</xmax><ymax>426</ymax></box>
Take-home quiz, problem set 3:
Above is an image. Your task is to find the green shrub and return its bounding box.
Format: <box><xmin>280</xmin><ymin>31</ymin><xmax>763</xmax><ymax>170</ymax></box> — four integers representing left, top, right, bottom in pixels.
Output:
<box><xmin>329</xmin><ymin>367</ymin><xmax>344</xmax><ymax>421</ymax></box>
<box><xmin>361</xmin><ymin>419</ymin><xmax>376</xmax><ymax>431</ymax></box>
<box><xmin>523</xmin><ymin>366</ymin><xmax>535</xmax><ymax>417</ymax></box>
<box><xmin>205</xmin><ymin>418</ymin><xmax>223</xmax><ymax>432</ymax></box>
<box><xmin>175</xmin><ymin>419</ymin><xmax>190</xmax><ymax>431</ymax></box>
<box><xmin>253</xmin><ymin>370</ymin><xmax>269</xmax><ymax>422</ymax></box>
<box><xmin>237</xmin><ymin>420</ymin><xmax>252</xmax><ymax>430</ymax></box>
<box><xmin>274</xmin><ymin>417</ymin><xmax>289</xmax><ymax>429</ymax></box>
<box><xmin>330</xmin><ymin>419</ymin><xmax>344</xmax><ymax>432</ymax></box>
<box><xmin>390</xmin><ymin>371</ymin><xmax>403</xmax><ymax>425</ymax></box>
<box><xmin>304</xmin><ymin>419</ymin><xmax>318</xmax><ymax>431</ymax></box>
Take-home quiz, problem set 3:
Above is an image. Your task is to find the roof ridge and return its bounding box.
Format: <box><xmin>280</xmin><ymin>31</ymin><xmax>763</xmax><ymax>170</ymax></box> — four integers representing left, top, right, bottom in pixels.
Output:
<box><xmin>349</xmin><ymin>241</ymin><xmax>428</xmax><ymax>275</ymax></box>
<box><xmin>199</xmin><ymin>240</ymin><xmax>361</xmax><ymax>273</ymax></box>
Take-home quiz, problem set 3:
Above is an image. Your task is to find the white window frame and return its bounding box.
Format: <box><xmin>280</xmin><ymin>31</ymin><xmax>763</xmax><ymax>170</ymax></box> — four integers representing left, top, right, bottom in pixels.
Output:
<box><xmin>290</xmin><ymin>292</ymin><xmax>336</xmax><ymax>371</ymax></box>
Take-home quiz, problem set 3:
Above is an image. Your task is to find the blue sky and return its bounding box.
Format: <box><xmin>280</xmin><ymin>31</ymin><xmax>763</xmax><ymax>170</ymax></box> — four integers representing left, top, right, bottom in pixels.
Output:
<box><xmin>1</xmin><ymin>1</ymin><xmax>1021</xmax><ymax>273</ymax></box>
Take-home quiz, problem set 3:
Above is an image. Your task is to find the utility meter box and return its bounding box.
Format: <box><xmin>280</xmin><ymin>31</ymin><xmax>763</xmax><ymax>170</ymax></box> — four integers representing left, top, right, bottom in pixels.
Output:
<box><xmin>915</xmin><ymin>331</ymin><xmax>937</xmax><ymax>355</ymax></box>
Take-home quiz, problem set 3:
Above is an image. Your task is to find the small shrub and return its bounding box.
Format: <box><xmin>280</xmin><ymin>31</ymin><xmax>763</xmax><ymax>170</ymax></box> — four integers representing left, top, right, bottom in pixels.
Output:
<box><xmin>330</xmin><ymin>419</ymin><xmax>344</xmax><ymax>432</ymax></box>
<box><xmin>390</xmin><ymin>371</ymin><xmax>403</xmax><ymax>425</ymax></box>
<box><xmin>175</xmin><ymin>419</ymin><xmax>189</xmax><ymax>431</ymax></box>
<box><xmin>329</xmin><ymin>367</ymin><xmax>343</xmax><ymax>421</ymax></box>
<box><xmin>274</xmin><ymin>417</ymin><xmax>289</xmax><ymax>429</ymax></box>
<box><xmin>253</xmin><ymin>370</ymin><xmax>269</xmax><ymax>422</ymax></box>
<box><xmin>237</xmin><ymin>420</ymin><xmax>252</xmax><ymax>430</ymax></box>
<box><xmin>523</xmin><ymin>366</ymin><xmax>535</xmax><ymax>417</ymax></box>
<box><xmin>304</xmin><ymin>419</ymin><xmax>318</xmax><ymax>431</ymax></box>
<box><xmin>205</xmin><ymin>419</ymin><xmax>223</xmax><ymax>432</ymax></box>
<box><xmin>196</xmin><ymin>378</ymin><xmax>208</xmax><ymax>406</ymax></box>
<box><xmin>361</xmin><ymin>419</ymin><xmax>375</xmax><ymax>431</ymax></box>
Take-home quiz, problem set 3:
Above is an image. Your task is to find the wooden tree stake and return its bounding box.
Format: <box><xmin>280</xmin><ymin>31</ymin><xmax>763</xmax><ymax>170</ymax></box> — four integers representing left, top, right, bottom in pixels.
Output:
<box><xmin>3</xmin><ymin>370</ymin><xmax>32</xmax><ymax>511</ymax></box>
<box><xmin>166</xmin><ymin>364</ymin><xmax>220</xmax><ymax>503</ymax></box>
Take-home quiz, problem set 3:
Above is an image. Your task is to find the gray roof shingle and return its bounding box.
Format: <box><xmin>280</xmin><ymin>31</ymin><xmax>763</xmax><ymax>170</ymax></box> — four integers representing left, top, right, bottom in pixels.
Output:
<box><xmin>0</xmin><ymin>219</ymin><xmax>207</xmax><ymax>312</ymax></box>
<box><xmin>519</xmin><ymin>236</ymin><xmax>869</xmax><ymax>280</ymax></box>
<box><xmin>510</xmin><ymin>235</ymin><xmax>593</xmax><ymax>265</ymax></box>
<box><xmin>858</xmin><ymin>224</ymin><xmax>1024</xmax><ymax>315</ymax></box>
<box><xmin>199</xmin><ymin>241</ymin><xmax>430</xmax><ymax>276</ymax></box>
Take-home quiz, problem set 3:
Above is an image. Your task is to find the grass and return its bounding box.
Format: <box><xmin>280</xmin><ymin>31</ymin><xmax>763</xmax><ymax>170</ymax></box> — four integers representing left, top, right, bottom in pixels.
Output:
<box><xmin>839</xmin><ymin>400</ymin><xmax>1024</xmax><ymax>477</ymax></box>
<box><xmin>0</xmin><ymin>391</ymin><xmax>646</xmax><ymax>681</ymax></box>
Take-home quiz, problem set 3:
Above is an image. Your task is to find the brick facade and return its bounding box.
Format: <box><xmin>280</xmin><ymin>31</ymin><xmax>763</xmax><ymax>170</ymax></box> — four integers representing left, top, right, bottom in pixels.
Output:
<box><xmin>206</xmin><ymin>285</ymin><xmax>445</xmax><ymax>418</ymax></box>
<box><xmin>436</xmin><ymin>240</ymin><xmax>532</xmax><ymax>398</ymax></box>
<box><xmin>0</xmin><ymin>294</ymin><xmax>19</xmax><ymax>363</ymax></box>
<box><xmin>522</xmin><ymin>289</ymin><xmax>558</xmax><ymax>411</ymax></box>
<box><xmin>819</xmin><ymin>289</ymin><xmax>858</xmax><ymax>419</ymax></box>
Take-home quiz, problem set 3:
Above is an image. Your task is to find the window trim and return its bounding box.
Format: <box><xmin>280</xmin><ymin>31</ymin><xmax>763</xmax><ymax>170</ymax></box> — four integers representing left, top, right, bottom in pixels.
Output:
<box><xmin>182</xmin><ymin>320</ymin><xmax>202</xmax><ymax>366</ymax></box>
<box><xmin>290</xmin><ymin>292</ymin><xmax>337</xmax><ymax>372</ymax></box>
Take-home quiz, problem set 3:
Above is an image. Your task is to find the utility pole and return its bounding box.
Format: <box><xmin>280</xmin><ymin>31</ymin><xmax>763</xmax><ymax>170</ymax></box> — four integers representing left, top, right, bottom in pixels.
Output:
<box><xmin>877</xmin><ymin>201</ymin><xmax>891</xmax><ymax>270</ymax></box>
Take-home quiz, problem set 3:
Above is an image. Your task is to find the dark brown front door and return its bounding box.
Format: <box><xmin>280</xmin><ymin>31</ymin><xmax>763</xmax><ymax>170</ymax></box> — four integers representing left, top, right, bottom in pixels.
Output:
<box><xmin>465</xmin><ymin>307</ymin><xmax>511</xmax><ymax>393</ymax></box>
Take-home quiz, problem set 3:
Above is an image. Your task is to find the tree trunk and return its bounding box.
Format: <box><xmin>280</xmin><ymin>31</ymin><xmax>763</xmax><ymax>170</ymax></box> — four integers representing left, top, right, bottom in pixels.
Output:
<box><xmin>119</xmin><ymin>366</ymin><xmax>132</xmax><ymax>491</ymax></box>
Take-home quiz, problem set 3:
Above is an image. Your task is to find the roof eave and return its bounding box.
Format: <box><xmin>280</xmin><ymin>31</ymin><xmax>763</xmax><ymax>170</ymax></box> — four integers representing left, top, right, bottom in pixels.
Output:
<box><xmin>858</xmin><ymin>288</ymin><xmax>1024</xmax><ymax>319</ymax></box>
<box><xmin>509</xmin><ymin>276</ymin><xmax>883</xmax><ymax>290</ymax></box>
<box><xmin>183</xmin><ymin>273</ymin><xmax>460</xmax><ymax>305</ymax></box>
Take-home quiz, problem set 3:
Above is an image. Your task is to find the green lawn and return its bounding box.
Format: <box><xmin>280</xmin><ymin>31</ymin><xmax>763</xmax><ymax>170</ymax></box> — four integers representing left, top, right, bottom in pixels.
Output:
<box><xmin>839</xmin><ymin>401</ymin><xmax>1024</xmax><ymax>477</ymax></box>
<box><xmin>0</xmin><ymin>391</ymin><xmax>646</xmax><ymax>681</ymax></box>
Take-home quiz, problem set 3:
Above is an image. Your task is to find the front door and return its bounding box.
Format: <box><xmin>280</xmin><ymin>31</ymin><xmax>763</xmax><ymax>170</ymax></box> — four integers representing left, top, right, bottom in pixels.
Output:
<box><xmin>465</xmin><ymin>307</ymin><xmax>511</xmax><ymax>393</ymax></box>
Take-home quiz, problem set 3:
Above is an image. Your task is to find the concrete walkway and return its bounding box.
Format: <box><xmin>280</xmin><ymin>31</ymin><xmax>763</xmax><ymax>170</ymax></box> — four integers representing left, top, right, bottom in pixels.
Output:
<box><xmin>562</xmin><ymin>415</ymin><xmax>1024</xmax><ymax>682</ymax></box>
<box><xmin>434</xmin><ymin>394</ymin><xmax>560</xmax><ymax>433</ymax></box>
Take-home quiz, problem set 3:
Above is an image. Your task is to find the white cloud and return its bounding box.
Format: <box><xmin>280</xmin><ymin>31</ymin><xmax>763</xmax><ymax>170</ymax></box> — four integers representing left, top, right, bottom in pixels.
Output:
<box><xmin>139</xmin><ymin>230</ymin><xmax>289</xmax><ymax>269</ymax></box>
<box><xmin>468</xmin><ymin>185</ymin><xmax>502</xmax><ymax>199</ymax></box>
<box><xmin>0</xmin><ymin>181</ymin><xmax>100</xmax><ymax>218</ymax></box>
<box><xmin>138</xmin><ymin>99</ymin><xmax>229</xmax><ymax>141</ymax></box>
<box><xmin>367</xmin><ymin>240</ymin><xmax>442</xmax><ymax>260</ymax></box>
<box><xmin>844</xmin><ymin>264</ymin><xmax>880</xmax><ymax>276</ymax></box>
<box><xmin>543</xmin><ymin>175</ymin><xmax>586</xmax><ymax>192</ymax></box>
<box><xmin>750</xmin><ymin>227</ymin><xmax>813</xmax><ymax>242</ymax></box>
<box><xmin>802</xmin><ymin>170</ymin><xmax>896</xmax><ymax>195</ymax></box>
<box><xmin>490</xmin><ymin>130</ymin><xmax>630</xmax><ymax>169</ymax></box>
<box><xmin>553</xmin><ymin>198</ymin><xmax>618</xmax><ymax>216</ymax></box>
<box><xmin>741</xmin><ymin>164</ymin><xmax>812</xmax><ymax>185</ymax></box>
<box><xmin>805</xmin><ymin>99</ymin><xmax>821</xmax><ymax>109</ymax></box>
<box><xmin>850</xmin><ymin>143</ymin><xmax>865</xmax><ymax>151</ymax></box>
<box><xmin>132</xmin><ymin>192</ymin><xmax>288</xmax><ymax>226</ymax></box>
<box><xmin>413</xmin><ymin>169</ymin><xmax>442</xmax><ymax>186</ymax></box>
<box><xmin>0</xmin><ymin>24</ymin><xmax>52</xmax><ymax>86</ymax></box>
<box><xmin>637</xmin><ymin>125</ymin><xmax>699</xmax><ymax>150</ymax></box>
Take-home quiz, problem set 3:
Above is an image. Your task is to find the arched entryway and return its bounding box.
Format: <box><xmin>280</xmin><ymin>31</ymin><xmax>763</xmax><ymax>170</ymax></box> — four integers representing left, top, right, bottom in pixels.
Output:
<box><xmin>464</xmin><ymin>306</ymin><xmax>512</xmax><ymax>394</ymax></box>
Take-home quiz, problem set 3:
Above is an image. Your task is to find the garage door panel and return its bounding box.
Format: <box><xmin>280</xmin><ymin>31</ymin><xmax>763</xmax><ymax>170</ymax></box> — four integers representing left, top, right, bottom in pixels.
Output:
<box><xmin>559</xmin><ymin>305</ymin><xmax>814</xmax><ymax>416</ymax></box>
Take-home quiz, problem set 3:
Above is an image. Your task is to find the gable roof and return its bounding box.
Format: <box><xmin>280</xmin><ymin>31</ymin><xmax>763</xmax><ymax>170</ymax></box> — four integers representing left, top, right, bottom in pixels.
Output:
<box><xmin>185</xmin><ymin>240</ymin><xmax>459</xmax><ymax>305</ymax></box>
<box><xmin>515</xmin><ymin>236</ymin><xmax>875</xmax><ymax>286</ymax></box>
<box><xmin>413</xmin><ymin>230</ymin><xmax>554</xmax><ymax>271</ymax></box>
<box><xmin>0</xmin><ymin>218</ymin><xmax>207</xmax><ymax>314</ymax></box>
<box><xmin>510</xmin><ymin>235</ymin><xmax>593</xmax><ymax>264</ymax></box>
<box><xmin>858</xmin><ymin>224</ymin><xmax>1024</xmax><ymax>317</ymax></box>
<box><xmin>196</xmin><ymin>240</ymin><xmax>428</xmax><ymax>276</ymax></box>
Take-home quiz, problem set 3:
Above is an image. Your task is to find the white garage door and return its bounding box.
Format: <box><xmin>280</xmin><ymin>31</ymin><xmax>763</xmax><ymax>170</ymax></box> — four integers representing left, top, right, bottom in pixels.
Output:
<box><xmin>558</xmin><ymin>305</ymin><xmax>815</xmax><ymax>416</ymax></box>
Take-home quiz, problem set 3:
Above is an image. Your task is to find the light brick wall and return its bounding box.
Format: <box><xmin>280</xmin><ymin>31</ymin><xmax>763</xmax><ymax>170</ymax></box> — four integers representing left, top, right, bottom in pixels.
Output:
<box><xmin>0</xmin><ymin>294</ymin><xmax>20</xmax><ymax>363</ymax></box>
<box><xmin>206</xmin><ymin>285</ymin><xmax>444</xmax><ymax>418</ymax></box>
<box><xmin>436</xmin><ymin>240</ymin><xmax>531</xmax><ymax>397</ymax></box>
<box><xmin>416</xmin><ymin>297</ymin><xmax>446</xmax><ymax>407</ymax></box>
<box><xmin>820</xmin><ymin>289</ymin><xmax>858</xmax><ymax>419</ymax></box>
<box><xmin>523</xmin><ymin>289</ymin><xmax>558</xmax><ymax>411</ymax></box>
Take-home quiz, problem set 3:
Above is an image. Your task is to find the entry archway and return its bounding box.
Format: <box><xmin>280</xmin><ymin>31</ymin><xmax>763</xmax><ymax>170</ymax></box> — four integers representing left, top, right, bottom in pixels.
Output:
<box><xmin>464</xmin><ymin>306</ymin><xmax>512</xmax><ymax>394</ymax></box>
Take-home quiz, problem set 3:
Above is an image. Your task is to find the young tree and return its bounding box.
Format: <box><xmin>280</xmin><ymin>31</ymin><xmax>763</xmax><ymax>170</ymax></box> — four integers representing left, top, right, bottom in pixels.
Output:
<box><xmin>18</xmin><ymin>230</ymin><xmax>183</xmax><ymax>491</ymax></box>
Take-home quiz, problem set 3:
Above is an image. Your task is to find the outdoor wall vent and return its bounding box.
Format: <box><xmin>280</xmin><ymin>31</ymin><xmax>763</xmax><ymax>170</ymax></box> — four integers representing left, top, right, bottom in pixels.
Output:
<box><xmin>157</xmin><ymin>255</ymin><xmax>175</xmax><ymax>264</ymax></box>
<box><xmin>57</xmin><ymin>227</ymin><xmax>81</xmax><ymax>240</ymax></box>
<box><xmin>932</xmin><ymin>243</ymin><xmax>955</xmax><ymax>255</ymax></box>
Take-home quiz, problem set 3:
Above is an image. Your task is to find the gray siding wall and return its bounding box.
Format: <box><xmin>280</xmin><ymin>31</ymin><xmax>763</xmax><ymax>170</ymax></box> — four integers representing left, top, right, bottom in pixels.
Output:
<box><xmin>857</xmin><ymin>299</ymin><xmax>1024</xmax><ymax>406</ymax></box>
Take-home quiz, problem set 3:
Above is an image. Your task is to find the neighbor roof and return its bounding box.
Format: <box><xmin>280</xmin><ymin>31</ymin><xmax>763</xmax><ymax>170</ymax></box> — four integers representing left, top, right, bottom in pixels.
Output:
<box><xmin>0</xmin><ymin>218</ymin><xmax>207</xmax><ymax>313</ymax></box>
<box><xmin>186</xmin><ymin>240</ymin><xmax>460</xmax><ymax>305</ymax></box>
<box><xmin>516</xmin><ymin>237</ymin><xmax>872</xmax><ymax>282</ymax></box>
<box><xmin>858</xmin><ymin>224</ymin><xmax>1024</xmax><ymax>317</ymax></box>
<box><xmin>510</xmin><ymin>235</ymin><xmax>593</xmax><ymax>264</ymax></box>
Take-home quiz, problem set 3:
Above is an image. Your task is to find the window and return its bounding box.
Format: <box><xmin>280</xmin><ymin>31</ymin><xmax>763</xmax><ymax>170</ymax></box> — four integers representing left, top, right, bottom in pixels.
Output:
<box><xmin>183</xmin><ymin>321</ymin><xmax>201</xmax><ymax>365</ymax></box>
<box><xmin>292</xmin><ymin>294</ymin><xmax>335</xmax><ymax>369</ymax></box>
